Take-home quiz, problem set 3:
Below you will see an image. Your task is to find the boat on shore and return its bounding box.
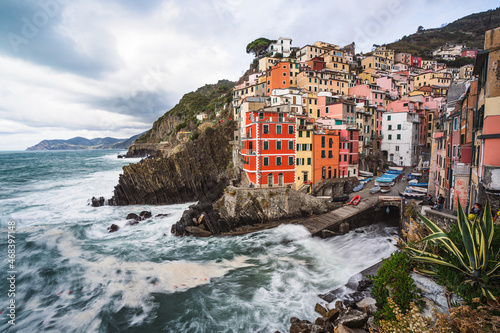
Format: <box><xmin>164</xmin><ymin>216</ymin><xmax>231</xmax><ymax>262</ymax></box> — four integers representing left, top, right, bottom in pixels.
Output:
<box><xmin>359</xmin><ymin>171</ymin><xmax>374</xmax><ymax>177</ymax></box>
<box><xmin>380</xmin><ymin>186</ymin><xmax>391</xmax><ymax>193</ymax></box>
<box><xmin>409</xmin><ymin>186</ymin><xmax>427</xmax><ymax>193</ymax></box>
<box><xmin>331</xmin><ymin>195</ymin><xmax>349</xmax><ymax>202</ymax></box>
<box><xmin>399</xmin><ymin>191</ymin><xmax>426</xmax><ymax>199</ymax></box>
<box><xmin>388</xmin><ymin>166</ymin><xmax>405</xmax><ymax>171</ymax></box>
<box><xmin>370</xmin><ymin>186</ymin><xmax>381</xmax><ymax>194</ymax></box>
<box><xmin>348</xmin><ymin>195</ymin><xmax>361</xmax><ymax>205</ymax></box>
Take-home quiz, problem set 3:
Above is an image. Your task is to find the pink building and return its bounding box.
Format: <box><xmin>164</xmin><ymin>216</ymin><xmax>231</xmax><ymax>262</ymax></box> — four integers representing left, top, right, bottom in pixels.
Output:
<box><xmin>376</xmin><ymin>76</ymin><xmax>399</xmax><ymax>99</ymax></box>
<box><xmin>317</xmin><ymin>95</ymin><xmax>357</xmax><ymax>125</ymax></box>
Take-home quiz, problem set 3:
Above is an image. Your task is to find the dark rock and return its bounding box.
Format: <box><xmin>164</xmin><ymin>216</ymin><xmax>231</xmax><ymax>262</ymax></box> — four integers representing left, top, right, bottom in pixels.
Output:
<box><xmin>324</xmin><ymin>308</ymin><xmax>340</xmax><ymax>322</ymax></box>
<box><xmin>335</xmin><ymin>308</ymin><xmax>368</xmax><ymax>329</ymax></box>
<box><xmin>91</xmin><ymin>196</ymin><xmax>105</xmax><ymax>207</ymax></box>
<box><xmin>356</xmin><ymin>297</ymin><xmax>377</xmax><ymax>315</ymax></box>
<box><xmin>320</xmin><ymin>230</ymin><xmax>337</xmax><ymax>238</ymax></box>
<box><xmin>126</xmin><ymin>213</ymin><xmax>140</xmax><ymax>220</ymax></box>
<box><xmin>289</xmin><ymin>318</ymin><xmax>327</xmax><ymax>333</ymax></box>
<box><xmin>155</xmin><ymin>213</ymin><xmax>171</xmax><ymax>218</ymax></box>
<box><xmin>315</xmin><ymin>303</ymin><xmax>328</xmax><ymax>317</ymax></box>
<box><xmin>339</xmin><ymin>222</ymin><xmax>349</xmax><ymax>235</ymax></box>
<box><xmin>185</xmin><ymin>226</ymin><xmax>212</xmax><ymax>237</ymax></box>
<box><xmin>357</xmin><ymin>279</ymin><xmax>373</xmax><ymax>292</ymax></box>
<box><xmin>335</xmin><ymin>324</ymin><xmax>367</xmax><ymax>333</ymax></box>
<box><xmin>140</xmin><ymin>211</ymin><xmax>152</xmax><ymax>219</ymax></box>
<box><xmin>354</xmin><ymin>229</ymin><xmax>364</xmax><ymax>233</ymax></box>
<box><xmin>335</xmin><ymin>301</ymin><xmax>344</xmax><ymax>311</ymax></box>
<box><xmin>107</xmin><ymin>224</ymin><xmax>119</xmax><ymax>233</ymax></box>
<box><xmin>126</xmin><ymin>220</ymin><xmax>140</xmax><ymax>226</ymax></box>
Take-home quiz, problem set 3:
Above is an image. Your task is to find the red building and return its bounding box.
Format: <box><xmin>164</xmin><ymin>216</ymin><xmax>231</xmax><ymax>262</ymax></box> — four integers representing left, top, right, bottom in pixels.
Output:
<box><xmin>305</xmin><ymin>56</ymin><xmax>326</xmax><ymax>71</ymax></box>
<box><xmin>461</xmin><ymin>49</ymin><xmax>478</xmax><ymax>58</ymax></box>
<box><xmin>240</xmin><ymin>108</ymin><xmax>296</xmax><ymax>187</ymax></box>
<box><xmin>411</xmin><ymin>55</ymin><xmax>422</xmax><ymax>68</ymax></box>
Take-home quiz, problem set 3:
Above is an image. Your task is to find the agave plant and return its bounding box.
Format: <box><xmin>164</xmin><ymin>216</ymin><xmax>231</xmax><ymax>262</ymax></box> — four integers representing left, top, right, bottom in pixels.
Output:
<box><xmin>404</xmin><ymin>201</ymin><xmax>500</xmax><ymax>303</ymax></box>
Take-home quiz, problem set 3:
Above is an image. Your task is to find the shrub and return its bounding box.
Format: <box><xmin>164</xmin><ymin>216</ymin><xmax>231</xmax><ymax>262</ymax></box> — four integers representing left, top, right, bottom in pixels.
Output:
<box><xmin>375</xmin><ymin>299</ymin><xmax>437</xmax><ymax>333</ymax></box>
<box><xmin>368</xmin><ymin>251</ymin><xmax>421</xmax><ymax>322</ymax></box>
<box><xmin>404</xmin><ymin>202</ymin><xmax>500</xmax><ymax>305</ymax></box>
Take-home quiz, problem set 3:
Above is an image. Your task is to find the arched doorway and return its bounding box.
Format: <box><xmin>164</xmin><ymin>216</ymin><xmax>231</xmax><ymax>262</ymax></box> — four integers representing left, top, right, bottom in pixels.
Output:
<box><xmin>278</xmin><ymin>173</ymin><xmax>284</xmax><ymax>187</ymax></box>
<box><xmin>268</xmin><ymin>173</ymin><xmax>273</xmax><ymax>187</ymax></box>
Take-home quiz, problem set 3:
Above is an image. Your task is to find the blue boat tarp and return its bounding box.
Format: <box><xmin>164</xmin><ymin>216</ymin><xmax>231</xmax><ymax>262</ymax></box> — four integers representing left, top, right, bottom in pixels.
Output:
<box><xmin>381</xmin><ymin>174</ymin><xmax>398</xmax><ymax>179</ymax></box>
<box><xmin>385</xmin><ymin>170</ymin><xmax>402</xmax><ymax>174</ymax></box>
<box><xmin>411</xmin><ymin>183</ymin><xmax>428</xmax><ymax>187</ymax></box>
<box><xmin>376</xmin><ymin>178</ymin><xmax>394</xmax><ymax>182</ymax></box>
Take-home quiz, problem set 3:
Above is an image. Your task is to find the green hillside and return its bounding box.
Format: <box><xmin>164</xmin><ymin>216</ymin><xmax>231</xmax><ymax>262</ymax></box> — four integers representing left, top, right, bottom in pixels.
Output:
<box><xmin>387</xmin><ymin>7</ymin><xmax>500</xmax><ymax>58</ymax></box>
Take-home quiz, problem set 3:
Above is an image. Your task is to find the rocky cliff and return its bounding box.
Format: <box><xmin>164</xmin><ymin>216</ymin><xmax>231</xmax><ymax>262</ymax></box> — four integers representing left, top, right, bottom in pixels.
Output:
<box><xmin>112</xmin><ymin>120</ymin><xmax>236</xmax><ymax>206</ymax></box>
<box><xmin>171</xmin><ymin>187</ymin><xmax>341</xmax><ymax>237</ymax></box>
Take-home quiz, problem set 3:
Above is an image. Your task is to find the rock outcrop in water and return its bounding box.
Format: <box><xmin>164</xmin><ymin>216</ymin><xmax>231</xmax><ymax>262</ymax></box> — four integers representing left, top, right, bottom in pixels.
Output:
<box><xmin>112</xmin><ymin>121</ymin><xmax>235</xmax><ymax>206</ymax></box>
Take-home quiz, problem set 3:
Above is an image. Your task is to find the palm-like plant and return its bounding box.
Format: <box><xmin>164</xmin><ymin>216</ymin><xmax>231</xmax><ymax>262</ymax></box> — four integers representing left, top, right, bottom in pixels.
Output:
<box><xmin>404</xmin><ymin>201</ymin><xmax>500</xmax><ymax>303</ymax></box>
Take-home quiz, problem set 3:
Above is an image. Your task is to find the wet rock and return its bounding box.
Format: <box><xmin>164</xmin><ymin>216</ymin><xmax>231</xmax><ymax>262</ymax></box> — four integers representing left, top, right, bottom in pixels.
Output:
<box><xmin>91</xmin><ymin>196</ymin><xmax>105</xmax><ymax>207</ymax></box>
<box><xmin>354</xmin><ymin>229</ymin><xmax>364</xmax><ymax>233</ymax></box>
<box><xmin>107</xmin><ymin>224</ymin><xmax>119</xmax><ymax>233</ymax></box>
<box><xmin>357</xmin><ymin>279</ymin><xmax>373</xmax><ymax>292</ymax></box>
<box><xmin>197</xmin><ymin>213</ymin><xmax>207</xmax><ymax>225</ymax></box>
<box><xmin>290</xmin><ymin>318</ymin><xmax>327</xmax><ymax>333</ymax></box>
<box><xmin>185</xmin><ymin>226</ymin><xmax>212</xmax><ymax>237</ymax></box>
<box><xmin>126</xmin><ymin>220</ymin><xmax>140</xmax><ymax>226</ymax></box>
<box><xmin>335</xmin><ymin>301</ymin><xmax>344</xmax><ymax>311</ymax></box>
<box><xmin>335</xmin><ymin>308</ymin><xmax>368</xmax><ymax>329</ymax></box>
<box><xmin>324</xmin><ymin>309</ymin><xmax>340</xmax><ymax>322</ymax></box>
<box><xmin>335</xmin><ymin>324</ymin><xmax>367</xmax><ymax>333</ymax></box>
<box><xmin>320</xmin><ymin>230</ymin><xmax>337</xmax><ymax>238</ymax></box>
<box><xmin>140</xmin><ymin>211</ymin><xmax>152</xmax><ymax>219</ymax></box>
<box><xmin>155</xmin><ymin>213</ymin><xmax>171</xmax><ymax>218</ymax></box>
<box><xmin>126</xmin><ymin>213</ymin><xmax>141</xmax><ymax>220</ymax></box>
<box><xmin>315</xmin><ymin>303</ymin><xmax>328</xmax><ymax>317</ymax></box>
<box><xmin>356</xmin><ymin>298</ymin><xmax>377</xmax><ymax>315</ymax></box>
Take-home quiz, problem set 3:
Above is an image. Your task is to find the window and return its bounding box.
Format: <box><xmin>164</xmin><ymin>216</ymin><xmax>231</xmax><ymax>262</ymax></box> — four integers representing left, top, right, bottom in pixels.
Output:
<box><xmin>298</xmin><ymin>131</ymin><xmax>303</xmax><ymax>137</ymax></box>
<box><xmin>329</xmin><ymin>138</ymin><xmax>333</xmax><ymax>148</ymax></box>
<box><xmin>326</xmin><ymin>106</ymin><xmax>329</xmax><ymax>114</ymax></box>
<box><xmin>288</xmin><ymin>140</ymin><xmax>294</xmax><ymax>150</ymax></box>
<box><xmin>307</xmin><ymin>158</ymin><xmax>311</xmax><ymax>165</ymax></box>
<box><xmin>328</xmin><ymin>151</ymin><xmax>333</xmax><ymax>158</ymax></box>
<box><xmin>321</xmin><ymin>150</ymin><xmax>326</xmax><ymax>158</ymax></box>
<box><xmin>288</xmin><ymin>156</ymin><xmax>294</xmax><ymax>165</ymax></box>
<box><xmin>388</xmin><ymin>134</ymin><xmax>392</xmax><ymax>140</ymax></box>
<box><xmin>302</xmin><ymin>143</ymin><xmax>308</xmax><ymax>151</ymax></box>
<box><xmin>259</xmin><ymin>112</ymin><xmax>264</xmax><ymax>120</ymax></box>
<box><xmin>388</xmin><ymin>115</ymin><xmax>391</xmax><ymax>121</ymax></box>
<box><xmin>388</xmin><ymin>125</ymin><xmax>392</xmax><ymax>130</ymax></box>
<box><xmin>397</xmin><ymin>124</ymin><xmax>401</xmax><ymax>130</ymax></box>
<box><xmin>288</xmin><ymin>125</ymin><xmax>294</xmax><ymax>134</ymax></box>
<box><xmin>276</xmin><ymin>156</ymin><xmax>282</xmax><ymax>166</ymax></box>
<box><xmin>263</xmin><ymin>141</ymin><xmax>269</xmax><ymax>150</ymax></box>
<box><xmin>397</xmin><ymin>134</ymin><xmax>401</xmax><ymax>140</ymax></box>
<box><xmin>263</xmin><ymin>157</ymin><xmax>269</xmax><ymax>166</ymax></box>
<box><xmin>306</xmin><ymin>131</ymin><xmax>310</xmax><ymax>138</ymax></box>
<box><xmin>276</xmin><ymin>141</ymin><xmax>282</xmax><ymax>150</ymax></box>
<box><xmin>276</xmin><ymin>125</ymin><xmax>282</xmax><ymax>134</ymax></box>
<box><xmin>321</xmin><ymin>136</ymin><xmax>325</xmax><ymax>148</ymax></box>
<box><xmin>263</xmin><ymin>125</ymin><xmax>269</xmax><ymax>134</ymax></box>
<box><xmin>396</xmin><ymin>146</ymin><xmax>399</xmax><ymax>151</ymax></box>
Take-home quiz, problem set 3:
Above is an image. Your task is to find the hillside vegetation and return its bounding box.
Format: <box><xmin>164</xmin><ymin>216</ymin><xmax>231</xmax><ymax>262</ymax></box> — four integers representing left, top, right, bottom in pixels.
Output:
<box><xmin>387</xmin><ymin>7</ymin><xmax>500</xmax><ymax>58</ymax></box>
<box><xmin>135</xmin><ymin>79</ymin><xmax>234</xmax><ymax>144</ymax></box>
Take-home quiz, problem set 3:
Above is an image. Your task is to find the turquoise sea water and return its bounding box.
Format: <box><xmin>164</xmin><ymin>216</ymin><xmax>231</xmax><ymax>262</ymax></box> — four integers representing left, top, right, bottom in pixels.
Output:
<box><xmin>0</xmin><ymin>150</ymin><xmax>397</xmax><ymax>332</ymax></box>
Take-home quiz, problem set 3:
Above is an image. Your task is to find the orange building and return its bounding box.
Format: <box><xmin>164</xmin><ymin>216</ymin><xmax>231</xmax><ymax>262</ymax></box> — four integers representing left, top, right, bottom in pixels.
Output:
<box><xmin>266</xmin><ymin>60</ymin><xmax>299</xmax><ymax>95</ymax></box>
<box><xmin>312</xmin><ymin>130</ymin><xmax>340</xmax><ymax>185</ymax></box>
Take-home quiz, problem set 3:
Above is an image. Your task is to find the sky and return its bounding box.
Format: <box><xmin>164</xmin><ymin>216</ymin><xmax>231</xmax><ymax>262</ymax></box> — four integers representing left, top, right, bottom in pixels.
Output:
<box><xmin>0</xmin><ymin>0</ymin><xmax>498</xmax><ymax>150</ymax></box>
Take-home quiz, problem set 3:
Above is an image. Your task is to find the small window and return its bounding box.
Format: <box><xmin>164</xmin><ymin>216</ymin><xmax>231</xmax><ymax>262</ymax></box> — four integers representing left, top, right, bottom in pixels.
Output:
<box><xmin>288</xmin><ymin>140</ymin><xmax>294</xmax><ymax>150</ymax></box>
<box><xmin>276</xmin><ymin>156</ymin><xmax>282</xmax><ymax>166</ymax></box>
<box><xmin>321</xmin><ymin>150</ymin><xmax>326</xmax><ymax>158</ymax></box>
<box><xmin>263</xmin><ymin>157</ymin><xmax>269</xmax><ymax>166</ymax></box>
<box><xmin>263</xmin><ymin>125</ymin><xmax>269</xmax><ymax>134</ymax></box>
<box><xmin>388</xmin><ymin>134</ymin><xmax>392</xmax><ymax>140</ymax></box>
<box><xmin>397</xmin><ymin>124</ymin><xmax>401</xmax><ymax>130</ymax></box>
<box><xmin>388</xmin><ymin>125</ymin><xmax>392</xmax><ymax>130</ymax></box>
<box><xmin>259</xmin><ymin>112</ymin><xmax>264</xmax><ymax>120</ymax></box>
<box><xmin>288</xmin><ymin>156</ymin><xmax>294</xmax><ymax>165</ymax></box>
<box><xmin>388</xmin><ymin>115</ymin><xmax>391</xmax><ymax>121</ymax></box>
<box><xmin>263</xmin><ymin>141</ymin><xmax>269</xmax><ymax>150</ymax></box>
<box><xmin>307</xmin><ymin>158</ymin><xmax>311</xmax><ymax>165</ymax></box>
<box><xmin>397</xmin><ymin>134</ymin><xmax>401</xmax><ymax>140</ymax></box>
<box><xmin>276</xmin><ymin>141</ymin><xmax>282</xmax><ymax>150</ymax></box>
<box><xmin>306</xmin><ymin>131</ymin><xmax>311</xmax><ymax>138</ymax></box>
<box><xmin>298</xmin><ymin>131</ymin><xmax>303</xmax><ymax>138</ymax></box>
<box><xmin>276</xmin><ymin>125</ymin><xmax>282</xmax><ymax>134</ymax></box>
<box><xmin>288</xmin><ymin>125</ymin><xmax>294</xmax><ymax>134</ymax></box>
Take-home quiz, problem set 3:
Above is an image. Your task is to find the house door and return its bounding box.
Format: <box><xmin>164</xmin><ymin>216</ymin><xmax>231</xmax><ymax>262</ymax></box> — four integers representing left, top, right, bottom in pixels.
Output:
<box><xmin>278</xmin><ymin>173</ymin><xmax>284</xmax><ymax>186</ymax></box>
<box><xmin>303</xmin><ymin>173</ymin><xmax>308</xmax><ymax>182</ymax></box>
<box><xmin>328</xmin><ymin>167</ymin><xmax>332</xmax><ymax>178</ymax></box>
<box><xmin>268</xmin><ymin>173</ymin><xmax>273</xmax><ymax>187</ymax></box>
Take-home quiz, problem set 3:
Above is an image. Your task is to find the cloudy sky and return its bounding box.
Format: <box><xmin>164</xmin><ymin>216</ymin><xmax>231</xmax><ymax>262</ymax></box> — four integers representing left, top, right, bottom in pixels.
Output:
<box><xmin>0</xmin><ymin>0</ymin><xmax>497</xmax><ymax>150</ymax></box>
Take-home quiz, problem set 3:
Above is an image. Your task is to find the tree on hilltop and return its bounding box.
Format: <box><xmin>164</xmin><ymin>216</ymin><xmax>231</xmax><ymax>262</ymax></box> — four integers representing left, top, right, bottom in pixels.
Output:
<box><xmin>246</xmin><ymin>38</ymin><xmax>275</xmax><ymax>58</ymax></box>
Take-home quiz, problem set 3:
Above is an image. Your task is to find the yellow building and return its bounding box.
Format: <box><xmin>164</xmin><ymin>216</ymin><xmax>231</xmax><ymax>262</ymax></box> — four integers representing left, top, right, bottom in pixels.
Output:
<box><xmin>302</xmin><ymin>92</ymin><xmax>319</xmax><ymax>118</ymax></box>
<box><xmin>373</xmin><ymin>46</ymin><xmax>395</xmax><ymax>63</ymax></box>
<box><xmin>295</xmin><ymin>115</ymin><xmax>315</xmax><ymax>191</ymax></box>
<box><xmin>296</xmin><ymin>69</ymin><xmax>349</xmax><ymax>96</ymax></box>
<box><xmin>323</xmin><ymin>53</ymin><xmax>349</xmax><ymax>72</ymax></box>
<box><xmin>361</xmin><ymin>55</ymin><xmax>392</xmax><ymax>71</ymax></box>
<box><xmin>413</xmin><ymin>72</ymin><xmax>452</xmax><ymax>89</ymax></box>
<box><xmin>358</xmin><ymin>71</ymin><xmax>378</xmax><ymax>85</ymax></box>
<box><xmin>258</xmin><ymin>57</ymin><xmax>280</xmax><ymax>72</ymax></box>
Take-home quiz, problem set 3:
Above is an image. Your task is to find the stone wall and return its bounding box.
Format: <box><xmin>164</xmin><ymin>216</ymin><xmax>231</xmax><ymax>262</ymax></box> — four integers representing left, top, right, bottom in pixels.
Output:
<box><xmin>421</xmin><ymin>206</ymin><xmax>457</xmax><ymax>232</ymax></box>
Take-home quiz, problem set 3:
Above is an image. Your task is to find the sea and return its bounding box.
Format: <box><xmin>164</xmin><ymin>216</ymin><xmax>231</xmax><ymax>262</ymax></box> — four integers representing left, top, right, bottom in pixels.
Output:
<box><xmin>0</xmin><ymin>150</ymin><xmax>397</xmax><ymax>332</ymax></box>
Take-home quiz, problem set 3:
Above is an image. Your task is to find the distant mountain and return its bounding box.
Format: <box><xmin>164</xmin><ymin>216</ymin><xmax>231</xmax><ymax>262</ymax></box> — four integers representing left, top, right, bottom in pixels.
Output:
<box><xmin>386</xmin><ymin>7</ymin><xmax>500</xmax><ymax>58</ymax></box>
<box><xmin>26</xmin><ymin>133</ymin><xmax>143</xmax><ymax>151</ymax></box>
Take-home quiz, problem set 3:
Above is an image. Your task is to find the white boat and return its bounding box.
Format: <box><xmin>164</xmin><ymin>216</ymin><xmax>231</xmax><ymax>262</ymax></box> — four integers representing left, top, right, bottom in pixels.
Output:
<box><xmin>380</xmin><ymin>186</ymin><xmax>391</xmax><ymax>193</ymax></box>
<box><xmin>370</xmin><ymin>186</ymin><xmax>381</xmax><ymax>194</ymax></box>
<box><xmin>409</xmin><ymin>186</ymin><xmax>427</xmax><ymax>193</ymax></box>
<box><xmin>359</xmin><ymin>171</ymin><xmax>374</xmax><ymax>177</ymax></box>
<box><xmin>388</xmin><ymin>166</ymin><xmax>405</xmax><ymax>171</ymax></box>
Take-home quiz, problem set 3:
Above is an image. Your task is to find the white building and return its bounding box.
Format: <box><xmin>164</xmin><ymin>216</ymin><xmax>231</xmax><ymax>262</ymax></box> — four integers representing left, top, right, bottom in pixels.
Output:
<box><xmin>267</xmin><ymin>37</ymin><xmax>292</xmax><ymax>57</ymax></box>
<box><xmin>381</xmin><ymin>111</ymin><xmax>419</xmax><ymax>166</ymax></box>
